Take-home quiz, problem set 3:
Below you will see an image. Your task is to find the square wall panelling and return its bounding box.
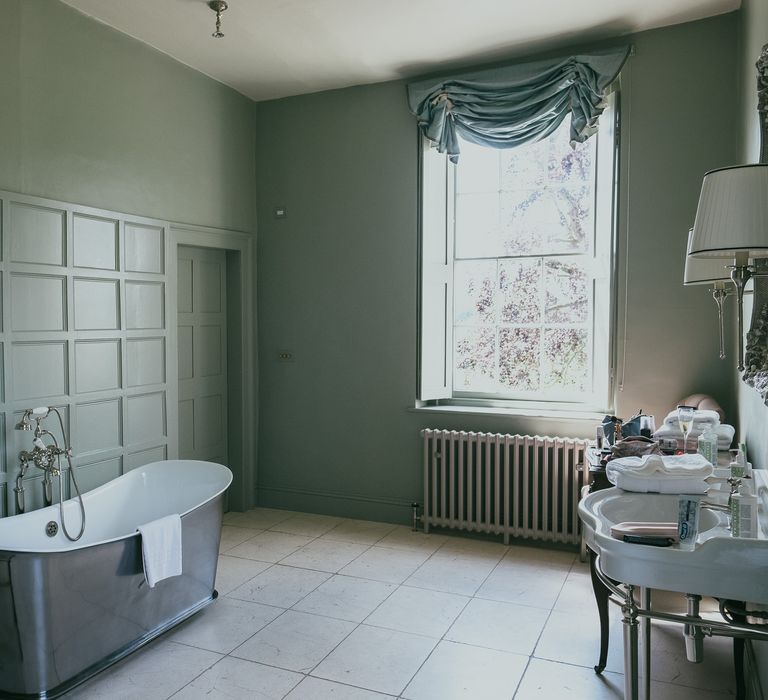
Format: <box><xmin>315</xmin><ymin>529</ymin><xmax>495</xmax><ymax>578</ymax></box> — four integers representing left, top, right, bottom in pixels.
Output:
<box><xmin>73</xmin><ymin>215</ymin><xmax>118</xmax><ymax>270</ymax></box>
<box><xmin>11</xmin><ymin>275</ymin><xmax>65</xmax><ymax>331</ymax></box>
<box><xmin>196</xmin><ymin>261</ymin><xmax>222</xmax><ymax>313</ymax></box>
<box><xmin>194</xmin><ymin>394</ymin><xmax>222</xmax><ymax>450</ymax></box>
<box><xmin>13</xmin><ymin>342</ymin><xmax>67</xmax><ymax>400</ymax></box>
<box><xmin>9</xmin><ymin>202</ymin><xmax>65</xmax><ymax>266</ymax></box>
<box><xmin>126</xmin><ymin>391</ymin><xmax>166</xmax><ymax>446</ymax></box>
<box><xmin>127</xmin><ymin>337</ymin><xmax>165</xmax><ymax>387</ymax></box>
<box><xmin>125</xmin><ymin>223</ymin><xmax>164</xmax><ymax>274</ymax></box>
<box><xmin>125</xmin><ymin>445</ymin><xmax>167</xmax><ymax>472</ymax></box>
<box><xmin>75</xmin><ymin>456</ymin><xmax>122</xmax><ymax>494</ymax></box>
<box><xmin>179</xmin><ymin>399</ymin><xmax>193</xmax><ymax>456</ymax></box>
<box><xmin>74</xmin><ymin>278</ymin><xmax>120</xmax><ymax>330</ymax></box>
<box><xmin>126</xmin><ymin>281</ymin><xmax>164</xmax><ymax>330</ymax></box>
<box><xmin>75</xmin><ymin>340</ymin><xmax>121</xmax><ymax>394</ymax></box>
<box><xmin>177</xmin><ymin>258</ymin><xmax>192</xmax><ymax>313</ymax></box>
<box><xmin>178</xmin><ymin>326</ymin><xmax>193</xmax><ymax>379</ymax></box>
<box><xmin>76</xmin><ymin>399</ymin><xmax>122</xmax><ymax>455</ymax></box>
<box><xmin>0</xmin><ymin>191</ymin><xmax>174</xmax><ymax>515</ymax></box>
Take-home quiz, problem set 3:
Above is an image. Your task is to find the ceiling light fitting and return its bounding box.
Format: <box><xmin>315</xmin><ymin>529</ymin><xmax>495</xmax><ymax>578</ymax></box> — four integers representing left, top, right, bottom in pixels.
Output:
<box><xmin>208</xmin><ymin>1</ymin><xmax>228</xmax><ymax>39</ymax></box>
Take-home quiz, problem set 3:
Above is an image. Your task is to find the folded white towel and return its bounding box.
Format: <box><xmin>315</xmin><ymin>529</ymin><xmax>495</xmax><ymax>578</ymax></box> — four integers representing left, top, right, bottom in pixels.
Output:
<box><xmin>653</xmin><ymin>423</ymin><xmax>735</xmax><ymax>450</ymax></box>
<box><xmin>137</xmin><ymin>514</ymin><xmax>182</xmax><ymax>589</ymax></box>
<box><xmin>610</xmin><ymin>473</ymin><xmax>710</xmax><ymax>494</ymax></box>
<box><xmin>606</xmin><ymin>453</ymin><xmax>714</xmax><ymax>481</ymax></box>
<box><xmin>662</xmin><ymin>409</ymin><xmax>720</xmax><ymax>427</ymax></box>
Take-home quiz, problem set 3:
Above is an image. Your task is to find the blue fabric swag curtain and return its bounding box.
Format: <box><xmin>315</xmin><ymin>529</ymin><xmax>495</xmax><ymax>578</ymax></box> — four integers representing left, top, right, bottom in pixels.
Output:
<box><xmin>407</xmin><ymin>45</ymin><xmax>631</xmax><ymax>162</ymax></box>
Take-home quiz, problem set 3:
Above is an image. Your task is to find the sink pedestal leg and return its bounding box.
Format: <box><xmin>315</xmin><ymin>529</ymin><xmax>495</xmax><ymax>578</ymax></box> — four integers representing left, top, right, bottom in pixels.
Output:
<box><xmin>622</xmin><ymin>584</ymin><xmax>639</xmax><ymax>700</ymax></box>
<box><xmin>589</xmin><ymin>549</ymin><xmax>610</xmax><ymax>674</ymax></box>
<box><xmin>639</xmin><ymin>587</ymin><xmax>651</xmax><ymax>700</ymax></box>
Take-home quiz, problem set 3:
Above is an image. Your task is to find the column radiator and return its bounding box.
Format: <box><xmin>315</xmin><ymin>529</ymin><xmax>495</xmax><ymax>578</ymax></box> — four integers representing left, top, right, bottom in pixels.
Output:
<box><xmin>421</xmin><ymin>429</ymin><xmax>590</xmax><ymax>545</ymax></box>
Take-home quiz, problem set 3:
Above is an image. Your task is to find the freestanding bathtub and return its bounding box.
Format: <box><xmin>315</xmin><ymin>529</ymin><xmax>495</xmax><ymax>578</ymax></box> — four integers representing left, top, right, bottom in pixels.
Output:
<box><xmin>0</xmin><ymin>459</ymin><xmax>232</xmax><ymax>699</ymax></box>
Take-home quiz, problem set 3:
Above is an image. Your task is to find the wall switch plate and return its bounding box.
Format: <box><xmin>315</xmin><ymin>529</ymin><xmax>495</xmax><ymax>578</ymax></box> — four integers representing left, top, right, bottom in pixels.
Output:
<box><xmin>273</xmin><ymin>206</ymin><xmax>287</xmax><ymax>219</ymax></box>
<box><xmin>277</xmin><ymin>350</ymin><xmax>294</xmax><ymax>362</ymax></box>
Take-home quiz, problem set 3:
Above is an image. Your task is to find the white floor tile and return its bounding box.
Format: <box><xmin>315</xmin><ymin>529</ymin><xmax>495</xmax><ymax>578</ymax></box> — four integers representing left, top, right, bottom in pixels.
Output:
<box><xmin>321</xmin><ymin>520</ymin><xmax>398</xmax><ymax>545</ymax></box>
<box><xmin>66</xmin><ymin>640</ymin><xmax>220</xmax><ymax>700</ymax></box>
<box><xmin>227</xmin><ymin>531</ymin><xmax>314</xmax><ymax>563</ymax></box>
<box><xmin>535</xmin><ymin>607</ymin><xmax>623</xmax><ymax>674</ymax></box>
<box><xmin>375</xmin><ymin>526</ymin><xmax>448</xmax><ymax>554</ymax></box>
<box><xmin>229</xmin><ymin>564</ymin><xmax>330</xmax><ymax>608</ymax></box>
<box><xmin>404</xmin><ymin>552</ymin><xmax>498</xmax><ymax>596</ymax></box>
<box><xmin>232</xmin><ymin>609</ymin><xmax>355</xmax><ymax>673</ymax></box>
<box><xmin>311</xmin><ymin>625</ymin><xmax>437</xmax><ymax>696</ymax></box>
<box><xmin>552</xmin><ymin>568</ymin><xmax>597</xmax><ymax>613</ymax></box>
<box><xmin>270</xmin><ymin>513</ymin><xmax>343</xmax><ymax>537</ymax></box>
<box><xmin>446</xmin><ymin>597</ymin><xmax>549</xmax><ymax>655</ymax></box>
<box><xmin>168</xmin><ymin>597</ymin><xmax>282</xmax><ymax>654</ymax></box>
<box><xmin>172</xmin><ymin>656</ymin><xmax>302</xmax><ymax>699</ymax></box>
<box><xmin>285</xmin><ymin>676</ymin><xmax>394</xmax><ymax>699</ymax></box>
<box><xmin>293</xmin><ymin>574</ymin><xmax>396</xmax><ymax>622</ymax></box>
<box><xmin>514</xmin><ymin>658</ymin><xmax>625</xmax><ymax>699</ymax></box>
<box><xmin>476</xmin><ymin>558</ymin><xmax>570</xmax><ymax>609</ymax></box>
<box><xmin>215</xmin><ymin>555</ymin><xmax>272</xmax><ymax>596</ymax></box>
<box><xmin>281</xmin><ymin>539</ymin><xmax>371</xmax><ymax>573</ymax></box>
<box><xmin>403</xmin><ymin>640</ymin><xmax>528</xmax><ymax>700</ymax></box>
<box><xmin>339</xmin><ymin>546</ymin><xmax>430</xmax><ymax>584</ymax></box>
<box><xmin>219</xmin><ymin>525</ymin><xmax>262</xmax><ymax>553</ymax></box>
<box><xmin>437</xmin><ymin>537</ymin><xmax>509</xmax><ymax>560</ymax></box>
<box><xmin>223</xmin><ymin>508</ymin><xmax>295</xmax><ymax>530</ymax></box>
<box><xmin>364</xmin><ymin>585</ymin><xmax>468</xmax><ymax>638</ymax></box>
<box><xmin>646</xmin><ymin>620</ymin><xmax>736</xmax><ymax>692</ymax></box>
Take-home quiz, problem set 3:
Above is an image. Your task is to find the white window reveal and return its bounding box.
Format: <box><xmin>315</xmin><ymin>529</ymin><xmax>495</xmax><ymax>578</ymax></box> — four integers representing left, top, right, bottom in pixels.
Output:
<box><xmin>419</xmin><ymin>99</ymin><xmax>618</xmax><ymax>414</ymax></box>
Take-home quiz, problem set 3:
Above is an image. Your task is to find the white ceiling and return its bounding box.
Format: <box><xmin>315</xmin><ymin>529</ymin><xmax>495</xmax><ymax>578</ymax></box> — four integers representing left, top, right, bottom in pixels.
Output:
<box><xmin>60</xmin><ymin>0</ymin><xmax>740</xmax><ymax>102</ymax></box>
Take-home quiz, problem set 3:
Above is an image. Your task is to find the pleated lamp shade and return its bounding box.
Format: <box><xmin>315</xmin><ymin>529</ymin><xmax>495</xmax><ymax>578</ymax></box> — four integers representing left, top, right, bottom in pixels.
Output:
<box><xmin>683</xmin><ymin>229</ymin><xmax>731</xmax><ymax>285</ymax></box>
<box><xmin>689</xmin><ymin>164</ymin><xmax>768</xmax><ymax>259</ymax></box>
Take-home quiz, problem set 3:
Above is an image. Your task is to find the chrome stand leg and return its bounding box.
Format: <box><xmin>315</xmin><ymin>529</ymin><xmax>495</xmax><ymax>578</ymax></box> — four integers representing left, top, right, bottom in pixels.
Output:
<box><xmin>639</xmin><ymin>587</ymin><xmax>651</xmax><ymax>700</ymax></box>
<box><xmin>622</xmin><ymin>584</ymin><xmax>639</xmax><ymax>700</ymax></box>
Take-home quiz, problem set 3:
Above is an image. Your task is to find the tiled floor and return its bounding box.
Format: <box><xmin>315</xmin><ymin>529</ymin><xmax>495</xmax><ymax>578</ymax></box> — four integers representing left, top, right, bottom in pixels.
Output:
<box><xmin>67</xmin><ymin>508</ymin><xmax>738</xmax><ymax>699</ymax></box>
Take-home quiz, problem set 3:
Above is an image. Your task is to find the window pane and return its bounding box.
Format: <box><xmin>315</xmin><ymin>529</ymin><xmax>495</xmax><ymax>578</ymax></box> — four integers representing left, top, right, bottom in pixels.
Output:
<box><xmin>499</xmin><ymin>328</ymin><xmax>540</xmax><ymax>391</ymax></box>
<box><xmin>454</xmin><ymin>260</ymin><xmax>497</xmax><ymax>325</ymax></box>
<box><xmin>499</xmin><ymin>259</ymin><xmax>541</xmax><ymax>324</ymax></box>
<box><xmin>455</xmin><ymin>327</ymin><xmax>496</xmax><ymax>391</ymax></box>
<box><xmin>499</xmin><ymin>185</ymin><xmax>593</xmax><ymax>255</ymax></box>
<box><xmin>544</xmin><ymin>259</ymin><xmax>589</xmax><ymax>324</ymax></box>
<box><xmin>455</xmin><ymin>193</ymin><xmax>500</xmax><ymax>259</ymax></box>
<box><xmin>542</xmin><ymin>328</ymin><xmax>588</xmax><ymax>390</ymax></box>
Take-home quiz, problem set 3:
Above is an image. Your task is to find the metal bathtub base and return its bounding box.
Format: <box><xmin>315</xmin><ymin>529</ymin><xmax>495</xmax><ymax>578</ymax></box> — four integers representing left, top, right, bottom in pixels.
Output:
<box><xmin>0</xmin><ymin>492</ymin><xmax>225</xmax><ymax>699</ymax></box>
<box><xmin>3</xmin><ymin>591</ymin><xmax>218</xmax><ymax>700</ymax></box>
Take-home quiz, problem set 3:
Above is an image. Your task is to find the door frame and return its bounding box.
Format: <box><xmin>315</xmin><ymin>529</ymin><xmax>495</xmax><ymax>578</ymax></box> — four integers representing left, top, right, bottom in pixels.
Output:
<box><xmin>169</xmin><ymin>223</ymin><xmax>256</xmax><ymax>511</ymax></box>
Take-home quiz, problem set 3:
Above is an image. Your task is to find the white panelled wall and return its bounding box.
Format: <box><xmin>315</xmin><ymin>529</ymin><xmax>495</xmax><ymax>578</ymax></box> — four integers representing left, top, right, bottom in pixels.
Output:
<box><xmin>0</xmin><ymin>190</ymin><xmax>175</xmax><ymax>517</ymax></box>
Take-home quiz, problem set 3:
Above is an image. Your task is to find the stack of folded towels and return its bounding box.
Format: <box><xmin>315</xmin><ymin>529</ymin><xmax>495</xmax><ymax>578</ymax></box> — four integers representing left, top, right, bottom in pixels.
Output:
<box><xmin>652</xmin><ymin>409</ymin><xmax>734</xmax><ymax>450</ymax></box>
<box><xmin>606</xmin><ymin>454</ymin><xmax>713</xmax><ymax>494</ymax></box>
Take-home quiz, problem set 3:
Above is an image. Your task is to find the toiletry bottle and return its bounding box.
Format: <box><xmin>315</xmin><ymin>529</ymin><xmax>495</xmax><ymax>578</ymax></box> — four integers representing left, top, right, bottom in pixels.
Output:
<box><xmin>596</xmin><ymin>425</ymin><xmax>605</xmax><ymax>450</ymax></box>
<box><xmin>729</xmin><ymin>448</ymin><xmax>746</xmax><ymax>478</ymax></box>
<box><xmin>697</xmin><ymin>426</ymin><xmax>718</xmax><ymax>465</ymax></box>
<box><xmin>731</xmin><ymin>484</ymin><xmax>758</xmax><ymax>538</ymax></box>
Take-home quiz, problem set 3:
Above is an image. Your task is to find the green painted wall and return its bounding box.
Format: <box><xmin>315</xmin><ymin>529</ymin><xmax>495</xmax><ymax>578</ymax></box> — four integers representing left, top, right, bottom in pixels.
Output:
<box><xmin>255</xmin><ymin>15</ymin><xmax>739</xmax><ymax>521</ymax></box>
<box><xmin>735</xmin><ymin>2</ymin><xmax>768</xmax><ymax>695</ymax></box>
<box><xmin>0</xmin><ymin>0</ymin><xmax>256</xmax><ymax>232</ymax></box>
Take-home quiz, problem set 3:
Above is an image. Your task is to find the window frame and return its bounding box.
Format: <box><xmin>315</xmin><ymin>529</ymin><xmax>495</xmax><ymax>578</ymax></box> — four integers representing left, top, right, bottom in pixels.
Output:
<box><xmin>417</xmin><ymin>93</ymin><xmax>620</xmax><ymax>416</ymax></box>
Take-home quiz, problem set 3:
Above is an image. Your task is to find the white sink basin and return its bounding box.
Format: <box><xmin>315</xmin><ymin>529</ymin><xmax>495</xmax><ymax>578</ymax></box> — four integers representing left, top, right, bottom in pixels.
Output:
<box><xmin>579</xmin><ymin>472</ymin><xmax>768</xmax><ymax>603</ymax></box>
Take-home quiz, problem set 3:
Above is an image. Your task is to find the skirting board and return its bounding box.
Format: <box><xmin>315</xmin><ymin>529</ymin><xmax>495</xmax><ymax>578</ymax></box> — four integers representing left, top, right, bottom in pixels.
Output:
<box><xmin>256</xmin><ymin>484</ymin><xmax>418</xmax><ymax>525</ymax></box>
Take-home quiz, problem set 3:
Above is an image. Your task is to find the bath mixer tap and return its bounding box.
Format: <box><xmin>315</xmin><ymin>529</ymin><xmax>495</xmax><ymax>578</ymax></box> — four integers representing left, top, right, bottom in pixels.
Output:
<box><xmin>14</xmin><ymin>406</ymin><xmax>86</xmax><ymax>541</ymax></box>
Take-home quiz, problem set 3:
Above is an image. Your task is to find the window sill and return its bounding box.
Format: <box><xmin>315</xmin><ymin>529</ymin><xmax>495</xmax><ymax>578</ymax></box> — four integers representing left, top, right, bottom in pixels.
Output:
<box><xmin>410</xmin><ymin>403</ymin><xmax>606</xmax><ymax>422</ymax></box>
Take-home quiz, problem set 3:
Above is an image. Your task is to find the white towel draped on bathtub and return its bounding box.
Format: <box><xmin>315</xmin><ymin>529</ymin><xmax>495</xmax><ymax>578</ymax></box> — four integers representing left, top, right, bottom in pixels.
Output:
<box><xmin>137</xmin><ymin>514</ymin><xmax>182</xmax><ymax>588</ymax></box>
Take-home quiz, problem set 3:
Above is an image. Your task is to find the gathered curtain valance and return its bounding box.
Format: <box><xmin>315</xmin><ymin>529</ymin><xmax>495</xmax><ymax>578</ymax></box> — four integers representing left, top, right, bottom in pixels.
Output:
<box><xmin>406</xmin><ymin>45</ymin><xmax>631</xmax><ymax>162</ymax></box>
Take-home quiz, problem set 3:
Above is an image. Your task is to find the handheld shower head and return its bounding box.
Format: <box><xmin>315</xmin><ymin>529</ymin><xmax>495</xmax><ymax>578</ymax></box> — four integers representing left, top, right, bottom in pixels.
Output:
<box><xmin>14</xmin><ymin>411</ymin><xmax>32</xmax><ymax>431</ymax></box>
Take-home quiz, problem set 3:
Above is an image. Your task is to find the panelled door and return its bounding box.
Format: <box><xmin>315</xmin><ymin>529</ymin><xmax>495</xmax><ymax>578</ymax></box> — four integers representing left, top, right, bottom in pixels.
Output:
<box><xmin>177</xmin><ymin>246</ymin><xmax>228</xmax><ymax>466</ymax></box>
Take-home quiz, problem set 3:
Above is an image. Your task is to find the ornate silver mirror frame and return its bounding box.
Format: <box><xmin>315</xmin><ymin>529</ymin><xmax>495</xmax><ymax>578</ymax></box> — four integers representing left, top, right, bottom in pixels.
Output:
<box><xmin>742</xmin><ymin>43</ymin><xmax>768</xmax><ymax>401</ymax></box>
